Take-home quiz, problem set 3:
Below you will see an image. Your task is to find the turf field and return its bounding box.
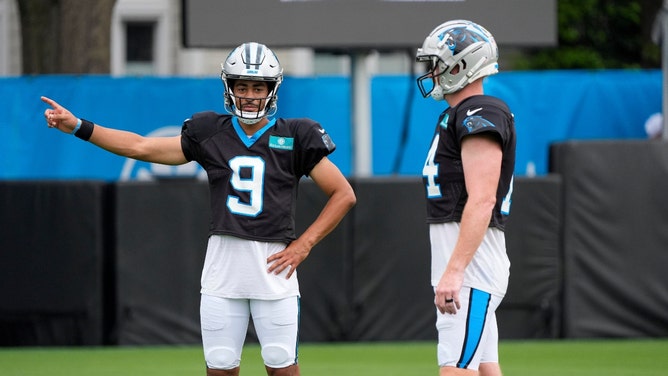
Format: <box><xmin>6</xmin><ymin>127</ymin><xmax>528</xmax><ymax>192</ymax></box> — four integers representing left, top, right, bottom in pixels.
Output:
<box><xmin>1</xmin><ymin>339</ymin><xmax>667</xmax><ymax>375</ymax></box>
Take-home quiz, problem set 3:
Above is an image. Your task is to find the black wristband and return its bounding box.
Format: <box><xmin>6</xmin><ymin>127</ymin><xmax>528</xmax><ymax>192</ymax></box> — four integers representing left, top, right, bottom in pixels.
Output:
<box><xmin>74</xmin><ymin>119</ymin><xmax>94</xmax><ymax>141</ymax></box>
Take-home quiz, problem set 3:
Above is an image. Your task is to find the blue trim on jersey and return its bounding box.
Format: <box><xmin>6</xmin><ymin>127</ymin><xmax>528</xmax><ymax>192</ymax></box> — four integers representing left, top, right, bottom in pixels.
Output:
<box><xmin>457</xmin><ymin>288</ymin><xmax>491</xmax><ymax>369</ymax></box>
<box><xmin>232</xmin><ymin>117</ymin><xmax>277</xmax><ymax>148</ymax></box>
<box><xmin>439</xmin><ymin>113</ymin><xmax>450</xmax><ymax>129</ymax></box>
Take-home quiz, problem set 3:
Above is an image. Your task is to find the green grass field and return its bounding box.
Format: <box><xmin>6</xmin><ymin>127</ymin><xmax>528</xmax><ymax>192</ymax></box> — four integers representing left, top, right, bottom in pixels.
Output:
<box><xmin>1</xmin><ymin>339</ymin><xmax>667</xmax><ymax>375</ymax></box>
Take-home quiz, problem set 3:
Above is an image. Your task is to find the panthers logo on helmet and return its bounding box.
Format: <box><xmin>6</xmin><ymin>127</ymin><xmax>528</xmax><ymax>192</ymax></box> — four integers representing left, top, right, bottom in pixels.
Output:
<box><xmin>438</xmin><ymin>26</ymin><xmax>490</xmax><ymax>55</ymax></box>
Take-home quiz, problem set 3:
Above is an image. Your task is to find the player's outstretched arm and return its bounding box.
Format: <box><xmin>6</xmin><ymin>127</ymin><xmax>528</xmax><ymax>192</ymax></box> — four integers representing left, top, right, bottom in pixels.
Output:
<box><xmin>41</xmin><ymin>96</ymin><xmax>187</xmax><ymax>165</ymax></box>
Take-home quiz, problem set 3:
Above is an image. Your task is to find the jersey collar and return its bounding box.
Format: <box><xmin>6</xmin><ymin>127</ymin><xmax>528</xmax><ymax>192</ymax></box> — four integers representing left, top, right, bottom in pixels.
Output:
<box><xmin>232</xmin><ymin>117</ymin><xmax>277</xmax><ymax>148</ymax></box>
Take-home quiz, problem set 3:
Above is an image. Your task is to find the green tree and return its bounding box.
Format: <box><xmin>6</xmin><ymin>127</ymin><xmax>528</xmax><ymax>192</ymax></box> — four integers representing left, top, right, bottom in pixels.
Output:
<box><xmin>516</xmin><ymin>0</ymin><xmax>663</xmax><ymax>69</ymax></box>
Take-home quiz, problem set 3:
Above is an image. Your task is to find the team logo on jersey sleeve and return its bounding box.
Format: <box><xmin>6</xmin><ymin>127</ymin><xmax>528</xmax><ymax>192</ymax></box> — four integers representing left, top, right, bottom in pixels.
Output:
<box><xmin>316</xmin><ymin>127</ymin><xmax>336</xmax><ymax>151</ymax></box>
<box><xmin>321</xmin><ymin>133</ymin><xmax>335</xmax><ymax>151</ymax></box>
<box><xmin>462</xmin><ymin>116</ymin><xmax>495</xmax><ymax>133</ymax></box>
<box><xmin>269</xmin><ymin>135</ymin><xmax>294</xmax><ymax>150</ymax></box>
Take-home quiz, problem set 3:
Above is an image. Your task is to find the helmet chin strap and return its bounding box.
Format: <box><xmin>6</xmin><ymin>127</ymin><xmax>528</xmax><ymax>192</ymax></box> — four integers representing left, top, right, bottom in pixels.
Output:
<box><xmin>236</xmin><ymin>115</ymin><xmax>263</xmax><ymax>125</ymax></box>
<box><xmin>430</xmin><ymin>86</ymin><xmax>445</xmax><ymax>101</ymax></box>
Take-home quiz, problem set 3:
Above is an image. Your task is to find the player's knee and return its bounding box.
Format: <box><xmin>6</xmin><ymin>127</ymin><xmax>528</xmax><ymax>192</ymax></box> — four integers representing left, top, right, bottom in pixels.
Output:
<box><xmin>205</xmin><ymin>346</ymin><xmax>240</xmax><ymax>370</ymax></box>
<box><xmin>261</xmin><ymin>343</ymin><xmax>293</xmax><ymax>368</ymax></box>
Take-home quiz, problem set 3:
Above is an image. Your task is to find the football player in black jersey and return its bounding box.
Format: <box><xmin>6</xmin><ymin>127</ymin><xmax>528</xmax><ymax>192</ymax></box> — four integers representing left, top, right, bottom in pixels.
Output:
<box><xmin>415</xmin><ymin>21</ymin><xmax>516</xmax><ymax>376</ymax></box>
<box><xmin>42</xmin><ymin>42</ymin><xmax>356</xmax><ymax>376</ymax></box>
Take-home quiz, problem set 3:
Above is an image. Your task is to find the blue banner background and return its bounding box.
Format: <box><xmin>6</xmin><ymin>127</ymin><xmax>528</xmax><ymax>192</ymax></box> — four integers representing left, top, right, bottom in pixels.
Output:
<box><xmin>0</xmin><ymin>70</ymin><xmax>660</xmax><ymax>180</ymax></box>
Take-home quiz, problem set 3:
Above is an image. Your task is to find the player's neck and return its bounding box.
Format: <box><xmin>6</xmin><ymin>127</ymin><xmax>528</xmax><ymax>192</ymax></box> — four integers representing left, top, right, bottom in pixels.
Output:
<box><xmin>445</xmin><ymin>79</ymin><xmax>484</xmax><ymax>107</ymax></box>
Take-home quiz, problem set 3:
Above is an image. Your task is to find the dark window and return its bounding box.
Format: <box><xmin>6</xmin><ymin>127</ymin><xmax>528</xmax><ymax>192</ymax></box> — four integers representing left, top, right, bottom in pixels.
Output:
<box><xmin>126</xmin><ymin>22</ymin><xmax>155</xmax><ymax>62</ymax></box>
<box><xmin>125</xmin><ymin>21</ymin><xmax>155</xmax><ymax>75</ymax></box>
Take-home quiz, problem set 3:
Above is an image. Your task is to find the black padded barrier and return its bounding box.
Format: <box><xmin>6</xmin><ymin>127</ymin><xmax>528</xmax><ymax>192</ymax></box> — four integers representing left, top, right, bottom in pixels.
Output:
<box><xmin>1</xmin><ymin>176</ymin><xmax>565</xmax><ymax>346</ymax></box>
<box><xmin>349</xmin><ymin>177</ymin><xmax>435</xmax><ymax>341</ymax></box>
<box><xmin>113</xmin><ymin>180</ymin><xmax>210</xmax><ymax>345</ymax></box>
<box><xmin>0</xmin><ymin>181</ymin><xmax>108</xmax><ymax>346</ymax></box>
<box><xmin>551</xmin><ymin>140</ymin><xmax>668</xmax><ymax>338</ymax></box>
<box><xmin>500</xmin><ymin>175</ymin><xmax>562</xmax><ymax>339</ymax></box>
<box><xmin>348</xmin><ymin>176</ymin><xmax>563</xmax><ymax>341</ymax></box>
<box><xmin>294</xmin><ymin>179</ymin><xmax>355</xmax><ymax>342</ymax></box>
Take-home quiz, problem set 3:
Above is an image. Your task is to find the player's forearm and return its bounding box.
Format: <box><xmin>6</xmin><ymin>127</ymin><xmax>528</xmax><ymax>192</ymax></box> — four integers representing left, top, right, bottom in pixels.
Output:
<box><xmin>87</xmin><ymin>124</ymin><xmax>186</xmax><ymax>165</ymax></box>
<box><xmin>88</xmin><ymin>124</ymin><xmax>150</xmax><ymax>160</ymax></box>
<box><xmin>297</xmin><ymin>186</ymin><xmax>356</xmax><ymax>250</ymax></box>
<box><xmin>447</xmin><ymin>197</ymin><xmax>495</xmax><ymax>273</ymax></box>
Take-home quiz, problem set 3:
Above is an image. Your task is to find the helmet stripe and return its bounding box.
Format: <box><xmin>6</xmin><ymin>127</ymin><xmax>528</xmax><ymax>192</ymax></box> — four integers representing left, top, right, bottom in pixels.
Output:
<box><xmin>244</xmin><ymin>43</ymin><xmax>252</xmax><ymax>69</ymax></box>
<box><xmin>242</xmin><ymin>42</ymin><xmax>265</xmax><ymax>69</ymax></box>
<box><xmin>254</xmin><ymin>43</ymin><xmax>263</xmax><ymax>66</ymax></box>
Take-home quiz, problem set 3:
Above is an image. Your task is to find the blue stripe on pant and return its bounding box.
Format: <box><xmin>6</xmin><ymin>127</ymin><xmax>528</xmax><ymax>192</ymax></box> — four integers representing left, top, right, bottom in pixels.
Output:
<box><xmin>457</xmin><ymin>288</ymin><xmax>491</xmax><ymax>369</ymax></box>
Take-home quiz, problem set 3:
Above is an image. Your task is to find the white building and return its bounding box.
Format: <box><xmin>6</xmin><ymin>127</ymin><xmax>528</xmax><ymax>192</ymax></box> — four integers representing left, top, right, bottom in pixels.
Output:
<box><xmin>0</xmin><ymin>0</ymin><xmax>408</xmax><ymax>77</ymax></box>
<box><xmin>0</xmin><ymin>0</ymin><xmax>20</xmax><ymax>76</ymax></box>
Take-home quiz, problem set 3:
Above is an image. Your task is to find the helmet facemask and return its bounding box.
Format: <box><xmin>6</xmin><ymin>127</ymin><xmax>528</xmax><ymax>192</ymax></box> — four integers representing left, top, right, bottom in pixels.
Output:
<box><xmin>416</xmin><ymin>55</ymin><xmax>448</xmax><ymax>101</ymax></box>
<box><xmin>222</xmin><ymin>78</ymin><xmax>280</xmax><ymax>125</ymax></box>
<box><xmin>221</xmin><ymin>42</ymin><xmax>283</xmax><ymax>124</ymax></box>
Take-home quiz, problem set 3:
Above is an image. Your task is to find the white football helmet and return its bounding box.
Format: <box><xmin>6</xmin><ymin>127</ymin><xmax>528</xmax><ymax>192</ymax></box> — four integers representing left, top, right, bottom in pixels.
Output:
<box><xmin>416</xmin><ymin>20</ymin><xmax>498</xmax><ymax>100</ymax></box>
<box><xmin>221</xmin><ymin>42</ymin><xmax>283</xmax><ymax>124</ymax></box>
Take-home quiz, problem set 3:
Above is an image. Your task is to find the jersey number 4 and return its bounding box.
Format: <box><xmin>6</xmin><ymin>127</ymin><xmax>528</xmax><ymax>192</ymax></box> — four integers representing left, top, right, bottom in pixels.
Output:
<box><xmin>423</xmin><ymin>135</ymin><xmax>442</xmax><ymax>198</ymax></box>
<box><xmin>423</xmin><ymin>134</ymin><xmax>514</xmax><ymax>215</ymax></box>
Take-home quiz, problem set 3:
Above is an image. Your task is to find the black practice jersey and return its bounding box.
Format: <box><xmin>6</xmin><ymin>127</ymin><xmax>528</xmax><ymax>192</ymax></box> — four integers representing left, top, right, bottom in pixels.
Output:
<box><xmin>181</xmin><ymin>112</ymin><xmax>336</xmax><ymax>242</ymax></box>
<box><xmin>422</xmin><ymin>95</ymin><xmax>516</xmax><ymax>230</ymax></box>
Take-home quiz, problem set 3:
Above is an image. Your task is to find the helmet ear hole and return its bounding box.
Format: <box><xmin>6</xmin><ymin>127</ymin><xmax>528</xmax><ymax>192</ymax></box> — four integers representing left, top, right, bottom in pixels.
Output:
<box><xmin>449</xmin><ymin>62</ymin><xmax>464</xmax><ymax>75</ymax></box>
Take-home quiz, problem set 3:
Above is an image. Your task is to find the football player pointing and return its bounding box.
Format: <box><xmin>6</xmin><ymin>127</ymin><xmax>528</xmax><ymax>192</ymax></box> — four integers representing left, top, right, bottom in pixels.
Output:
<box><xmin>416</xmin><ymin>21</ymin><xmax>516</xmax><ymax>376</ymax></box>
<box><xmin>42</xmin><ymin>42</ymin><xmax>356</xmax><ymax>376</ymax></box>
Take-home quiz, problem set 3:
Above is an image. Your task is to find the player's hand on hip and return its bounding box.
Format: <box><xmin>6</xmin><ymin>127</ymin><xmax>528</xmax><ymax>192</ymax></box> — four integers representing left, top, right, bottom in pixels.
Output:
<box><xmin>266</xmin><ymin>242</ymin><xmax>310</xmax><ymax>279</ymax></box>
<box><xmin>41</xmin><ymin>96</ymin><xmax>78</xmax><ymax>133</ymax></box>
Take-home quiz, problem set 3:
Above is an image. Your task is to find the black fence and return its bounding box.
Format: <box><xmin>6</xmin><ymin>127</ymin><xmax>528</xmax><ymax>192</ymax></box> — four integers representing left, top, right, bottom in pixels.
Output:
<box><xmin>1</xmin><ymin>140</ymin><xmax>667</xmax><ymax>346</ymax></box>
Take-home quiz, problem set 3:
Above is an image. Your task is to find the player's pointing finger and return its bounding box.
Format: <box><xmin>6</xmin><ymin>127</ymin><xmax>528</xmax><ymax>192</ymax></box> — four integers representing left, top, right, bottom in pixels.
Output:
<box><xmin>40</xmin><ymin>96</ymin><xmax>59</xmax><ymax>109</ymax></box>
